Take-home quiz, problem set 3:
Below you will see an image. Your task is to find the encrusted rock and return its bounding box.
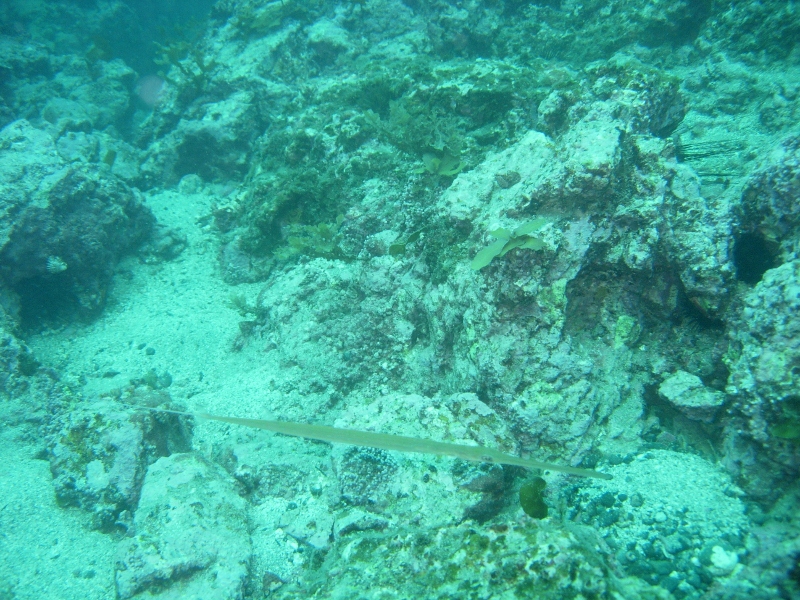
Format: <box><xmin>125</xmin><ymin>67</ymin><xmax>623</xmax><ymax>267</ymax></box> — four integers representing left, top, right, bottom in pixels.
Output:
<box><xmin>723</xmin><ymin>260</ymin><xmax>800</xmax><ymax>502</ymax></box>
<box><xmin>0</xmin><ymin>119</ymin><xmax>154</xmax><ymax>320</ymax></box>
<box><xmin>658</xmin><ymin>370</ymin><xmax>726</xmax><ymax>422</ymax></box>
<box><xmin>663</xmin><ymin>163</ymin><xmax>735</xmax><ymax>317</ymax></box>
<box><xmin>46</xmin><ymin>393</ymin><xmax>192</xmax><ymax>530</ymax></box>
<box><xmin>115</xmin><ymin>453</ymin><xmax>251</xmax><ymax>600</ymax></box>
<box><xmin>739</xmin><ymin>134</ymin><xmax>800</xmax><ymax>260</ymax></box>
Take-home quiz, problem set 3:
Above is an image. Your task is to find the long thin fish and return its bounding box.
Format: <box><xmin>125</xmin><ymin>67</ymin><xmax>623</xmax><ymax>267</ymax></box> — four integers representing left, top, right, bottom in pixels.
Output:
<box><xmin>144</xmin><ymin>407</ymin><xmax>612</xmax><ymax>480</ymax></box>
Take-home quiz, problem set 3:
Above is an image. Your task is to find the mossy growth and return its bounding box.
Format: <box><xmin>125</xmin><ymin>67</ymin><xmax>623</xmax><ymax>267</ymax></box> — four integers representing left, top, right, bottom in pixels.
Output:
<box><xmin>471</xmin><ymin>218</ymin><xmax>548</xmax><ymax>270</ymax></box>
<box><xmin>519</xmin><ymin>476</ymin><xmax>548</xmax><ymax>518</ymax></box>
<box><xmin>614</xmin><ymin>314</ymin><xmax>642</xmax><ymax>349</ymax></box>
<box><xmin>267</xmin><ymin>519</ymin><xmax>625</xmax><ymax>599</ymax></box>
<box><xmin>421</xmin><ymin>220</ymin><xmax>473</xmax><ymax>285</ymax></box>
<box><xmin>365</xmin><ymin>94</ymin><xmax>466</xmax><ymax>157</ymax></box>
<box><xmin>233</xmin><ymin>54</ymin><xmax>548</xmax><ymax>265</ymax></box>
<box><xmin>240</xmin><ymin>163</ymin><xmax>340</xmax><ymax>256</ymax></box>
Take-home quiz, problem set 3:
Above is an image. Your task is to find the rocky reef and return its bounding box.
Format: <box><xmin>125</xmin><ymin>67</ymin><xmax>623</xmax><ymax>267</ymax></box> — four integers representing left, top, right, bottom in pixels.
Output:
<box><xmin>1</xmin><ymin>0</ymin><xmax>799</xmax><ymax>599</ymax></box>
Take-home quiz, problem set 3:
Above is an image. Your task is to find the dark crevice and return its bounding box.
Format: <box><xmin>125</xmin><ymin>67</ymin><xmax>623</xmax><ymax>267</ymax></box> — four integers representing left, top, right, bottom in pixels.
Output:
<box><xmin>733</xmin><ymin>231</ymin><xmax>779</xmax><ymax>284</ymax></box>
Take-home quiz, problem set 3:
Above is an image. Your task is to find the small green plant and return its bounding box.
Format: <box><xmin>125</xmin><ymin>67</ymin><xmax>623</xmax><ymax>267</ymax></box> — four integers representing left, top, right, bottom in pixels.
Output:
<box><xmin>471</xmin><ymin>218</ymin><xmax>548</xmax><ymax>270</ymax></box>
<box><xmin>234</xmin><ymin>1</ymin><xmax>286</xmax><ymax>34</ymax></box>
<box><xmin>154</xmin><ymin>41</ymin><xmax>217</xmax><ymax>90</ymax></box>
<box><xmin>229</xmin><ymin>293</ymin><xmax>258</xmax><ymax>317</ymax></box>
<box><xmin>389</xmin><ymin>229</ymin><xmax>423</xmax><ymax>256</ymax></box>
<box><xmin>415</xmin><ymin>151</ymin><xmax>464</xmax><ymax>177</ymax></box>
<box><xmin>280</xmin><ymin>215</ymin><xmax>345</xmax><ymax>258</ymax></box>
<box><xmin>519</xmin><ymin>476</ymin><xmax>548</xmax><ymax>518</ymax></box>
<box><xmin>233</xmin><ymin>0</ymin><xmax>323</xmax><ymax>37</ymax></box>
<box><xmin>771</xmin><ymin>397</ymin><xmax>800</xmax><ymax>441</ymax></box>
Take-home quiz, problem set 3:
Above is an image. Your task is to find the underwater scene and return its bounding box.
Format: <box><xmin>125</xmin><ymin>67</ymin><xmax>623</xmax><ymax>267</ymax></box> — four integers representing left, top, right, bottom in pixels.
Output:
<box><xmin>0</xmin><ymin>0</ymin><xmax>799</xmax><ymax>598</ymax></box>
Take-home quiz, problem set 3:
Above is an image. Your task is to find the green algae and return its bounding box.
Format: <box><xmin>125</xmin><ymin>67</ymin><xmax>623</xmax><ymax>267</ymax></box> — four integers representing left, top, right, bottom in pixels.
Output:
<box><xmin>519</xmin><ymin>476</ymin><xmax>548</xmax><ymax>519</ymax></box>
<box><xmin>471</xmin><ymin>218</ymin><xmax>548</xmax><ymax>270</ymax></box>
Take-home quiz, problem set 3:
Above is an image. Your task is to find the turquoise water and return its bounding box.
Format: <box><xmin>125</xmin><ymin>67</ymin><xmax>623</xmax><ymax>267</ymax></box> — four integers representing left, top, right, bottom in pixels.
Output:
<box><xmin>0</xmin><ymin>1</ymin><xmax>798</xmax><ymax>598</ymax></box>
